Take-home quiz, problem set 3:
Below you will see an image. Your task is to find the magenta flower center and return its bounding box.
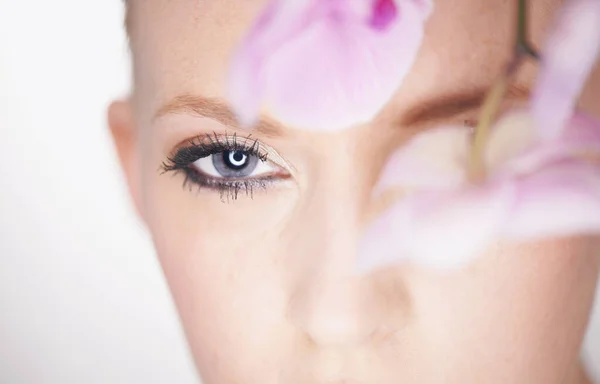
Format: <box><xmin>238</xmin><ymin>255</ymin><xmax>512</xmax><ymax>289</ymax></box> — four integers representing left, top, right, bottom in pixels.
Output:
<box><xmin>369</xmin><ymin>0</ymin><xmax>399</xmax><ymax>31</ymax></box>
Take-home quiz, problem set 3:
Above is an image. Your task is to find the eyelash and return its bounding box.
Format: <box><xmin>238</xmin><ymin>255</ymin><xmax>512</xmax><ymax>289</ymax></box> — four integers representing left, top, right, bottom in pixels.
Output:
<box><xmin>161</xmin><ymin>133</ymin><xmax>280</xmax><ymax>202</ymax></box>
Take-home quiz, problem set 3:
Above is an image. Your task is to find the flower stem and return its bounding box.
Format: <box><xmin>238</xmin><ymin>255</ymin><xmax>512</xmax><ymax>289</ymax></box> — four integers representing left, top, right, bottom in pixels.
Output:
<box><xmin>516</xmin><ymin>0</ymin><xmax>539</xmax><ymax>59</ymax></box>
<box><xmin>468</xmin><ymin>76</ymin><xmax>509</xmax><ymax>180</ymax></box>
<box><xmin>468</xmin><ymin>0</ymin><xmax>539</xmax><ymax>181</ymax></box>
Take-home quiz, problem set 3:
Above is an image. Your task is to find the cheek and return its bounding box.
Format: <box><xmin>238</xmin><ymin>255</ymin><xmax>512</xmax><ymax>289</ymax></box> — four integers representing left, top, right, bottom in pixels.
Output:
<box><xmin>406</xmin><ymin>236</ymin><xmax>600</xmax><ymax>382</ymax></box>
<box><xmin>139</xmin><ymin>152</ymin><xmax>298</xmax><ymax>381</ymax></box>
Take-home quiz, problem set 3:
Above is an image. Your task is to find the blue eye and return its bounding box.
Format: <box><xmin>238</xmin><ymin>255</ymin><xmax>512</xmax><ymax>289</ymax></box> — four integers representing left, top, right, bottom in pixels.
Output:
<box><xmin>162</xmin><ymin>133</ymin><xmax>290</xmax><ymax>201</ymax></box>
<box><xmin>193</xmin><ymin>150</ymin><xmax>277</xmax><ymax>179</ymax></box>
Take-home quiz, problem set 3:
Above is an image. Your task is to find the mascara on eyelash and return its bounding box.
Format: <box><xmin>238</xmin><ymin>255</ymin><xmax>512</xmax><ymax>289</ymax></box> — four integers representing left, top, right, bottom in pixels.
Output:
<box><xmin>160</xmin><ymin>132</ymin><xmax>278</xmax><ymax>202</ymax></box>
<box><xmin>180</xmin><ymin>168</ymin><xmax>274</xmax><ymax>202</ymax></box>
<box><xmin>162</xmin><ymin>132</ymin><xmax>269</xmax><ymax>171</ymax></box>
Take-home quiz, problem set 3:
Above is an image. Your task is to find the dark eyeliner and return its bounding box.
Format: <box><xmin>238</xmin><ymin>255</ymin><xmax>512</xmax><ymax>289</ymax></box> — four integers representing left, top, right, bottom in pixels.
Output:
<box><xmin>161</xmin><ymin>133</ymin><xmax>276</xmax><ymax>202</ymax></box>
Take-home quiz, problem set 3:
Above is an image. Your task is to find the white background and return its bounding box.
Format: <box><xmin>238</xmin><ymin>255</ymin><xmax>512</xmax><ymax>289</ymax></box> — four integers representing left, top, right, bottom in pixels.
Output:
<box><xmin>0</xmin><ymin>1</ymin><xmax>598</xmax><ymax>383</ymax></box>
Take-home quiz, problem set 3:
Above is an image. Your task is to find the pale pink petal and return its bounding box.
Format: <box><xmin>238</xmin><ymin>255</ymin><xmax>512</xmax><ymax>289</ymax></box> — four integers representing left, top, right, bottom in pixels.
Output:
<box><xmin>492</xmin><ymin>112</ymin><xmax>600</xmax><ymax>179</ymax></box>
<box><xmin>561</xmin><ymin>112</ymin><xmax>600</xmax><ymax>143</ymax></box>
<box><xmin>376</xmin><ymin>126</ymin><xmax>470</xmax><ymax>193</ymax></box>
<box><xmin>503</xmin><ymin>161</ymin><xmax>600</xmax><ymax>240</ymax></box>
<box><xmin>358</xmin><ymin>182</ymin><xmax>515</xmax><ymax>273</ymax></box>
<box><xmin>484</xmin><ymin>110</ymin><xmax>537</xmax><ymax>172</ymax></box>
<box><xmin>369</xmin><ymin>0</ymin><xmax>399</xmax><ymax>30</ymax></box>
<box><xmin>356</xmin><ymin>197</ymin><xmax>414</xmax><ymax>273</ymax></box>
<box><xmin>403</xmin><ymin>182</ymin><xmax>516</xmax><ymax>269</ymax></box>
<box><xmin>228</xmin><ymin>0</ymin><xmax>315</xmax><ymax>126</ymax></box>
<box><xmin>230</xmin><ymin>0</ymin><xmax>432</xmax><ymax>131</ymax></box>
<box><xmin>531</xmin><ymin>0</ymin><xmax>600</xmax><ymax>140</ymax></box>
<box><xmin>265</xmin><ymin>0</ymin><xmax>427</xmax><ymax>131</ymax></box>
<box><xmin>412</xmin><ymin>0</ymin><xmax>434</xmax><ymax>19</ymax></box>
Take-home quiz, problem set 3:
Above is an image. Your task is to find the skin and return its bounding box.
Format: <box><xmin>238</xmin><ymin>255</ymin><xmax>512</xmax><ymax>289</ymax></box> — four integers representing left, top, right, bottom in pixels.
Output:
<box><xmin>109</xmin><ymin>0</ymin><xmax>600</xmax><ymax>383</ymax></box>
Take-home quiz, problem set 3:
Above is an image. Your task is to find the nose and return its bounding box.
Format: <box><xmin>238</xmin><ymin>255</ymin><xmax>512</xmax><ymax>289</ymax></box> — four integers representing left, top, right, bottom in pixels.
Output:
<box><xmin>285</xmin><ymin>151</ymin><xmax>407</xmax><ymax>347</ymax></box>
<box><xmin>291</xmin><ymin>268</ymin><xmax>377</xmax><ymax>346</ymax></box>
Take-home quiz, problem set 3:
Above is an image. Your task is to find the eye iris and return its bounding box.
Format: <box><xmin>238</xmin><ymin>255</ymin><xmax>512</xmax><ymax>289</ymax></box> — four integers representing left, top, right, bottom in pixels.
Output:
<box><xmin>225</xmin><ymin>150</ymin><xmax>248</xmax><ymax>169</ymax></box>
<box><xmin>212</xmin><ymin>150</ymin><xmax>259</xmax><ymax>178</ymax></box>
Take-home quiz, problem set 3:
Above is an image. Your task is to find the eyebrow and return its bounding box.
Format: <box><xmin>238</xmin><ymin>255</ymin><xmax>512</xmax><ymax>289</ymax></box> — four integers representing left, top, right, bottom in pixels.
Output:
<box><xmin>154</xmin><ymin>83</ymin><xmax>531</xmax><ymax>135</ymax></box>
<box><xmin>154</xmin><ymin>94</ymin><xmax>284</xmax><ymax>137</ymax></box>
<box><xmin>400</xmin><ymin>83</ymin><xmax>531</xmax><ymax>127</ymax></box>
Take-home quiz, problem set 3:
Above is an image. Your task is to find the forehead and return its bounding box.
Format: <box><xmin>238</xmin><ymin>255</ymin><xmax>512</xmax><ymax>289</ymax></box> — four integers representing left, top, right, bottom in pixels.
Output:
<box><xmin>128</xmin><ymin>0</ymin><xmax>268</xmax><ymax>101</ymax></box>
<box><xmin>126</xmin><ymin>0</ymin><xmax>543</xmax><ymax>121</ymax></box>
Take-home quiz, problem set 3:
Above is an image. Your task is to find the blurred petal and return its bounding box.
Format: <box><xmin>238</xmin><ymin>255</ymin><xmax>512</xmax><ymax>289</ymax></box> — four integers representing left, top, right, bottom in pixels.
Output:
<box><xmin>228</xmin><ymin>0</ymin><xmax>314</xmax><ymax>126</ymax></box>
<box><xmin>376</xmin><ymin>126</ymin><xmax>470</xmax><ymax>192</ymax></box>
<box><xmin>503</xmin><ymin>161</ymin><xmax>600</xmax><ymax>240</ymax></box>
<box><xmin>492</xmin><ymin>112</ymin><xmax>600</xmax><ymax>179</ymax></box>
<box><xmin>229</xmin><ymin>0</ymin><xmax>432</xmax><ymax>131</ymax></box>
<box><xmin>404</xmin><ymin>182</ymin><xmax>515</xmax><ymax>269</ymax></box>
<box><xmin>531</xmin><ymin>0</ymin><xmax>600</xmax><ymax>140</ymax></box>
<box><xmin>412</xmin><ymin>0</ymin><xmax>434</xmax><ymax>19</ymax></box>
<box><xmin>562</xmin><ymin>112</ymin><xmax>600</xmax><ymax>144</ymax></box>
<box><xmin>356</xmin><ymin>196</ymin><xmax>413</xmax><ymax>273</ymax></box>
<box><xmin>358</xmin><ymin>182</ymin><xmax>515</xmax><ymax>273</ymax></box>
<box><xmin>369</xmin><ymin>0</ymin><xmax>399</xmax><ymax>30</ymax></box>
<box><xmin>484</xmin><ymin>110</ymin><xmax>537</xmax><ymax>172</ymax></box>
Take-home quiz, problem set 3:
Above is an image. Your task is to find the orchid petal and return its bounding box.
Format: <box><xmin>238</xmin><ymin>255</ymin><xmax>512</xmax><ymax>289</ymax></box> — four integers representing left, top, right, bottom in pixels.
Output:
<box><xmin>370</xmin><ymin>0</ymin><xmax>399</xmax><ymax>30</ymax></box>
<box><xmin>358</xmin><ymin>182</ymin><xmax>515</xmax><ymax>273</ymax></box>
<box><xmin>484</xmin><ymin>110</ymin><xmax>537</xmax><ymax>172</ymax></box>
<box><xmin>492</xmin><ymin>112</ymin><xmax>600</xmax><ymax>179</ymax></box>
<box><xmin>228</xmin><ymin>0</ymin><xmax>314</xmax><ymax>127</ymax></box>
<box><xmin>376</xmin><ymin>126</ymin><xmax>470</xmax><ymax>192</ymax></box>
<box><xmin>531</xmin><ymin>0</ymin><xmax>600</xmax><ymax>140</ymax></box>
<box><xmin>403</xmin><ymin>182</ymin><xmax>516</xmax><ymax>269</ymax></box>
<box><xmin>412</xmin><ymin>0</ymin><xmax>434</xmax><ymax>19</ymax></box>
<box><xmin>504</xmin><ymin>161</ymin><xmax>600</xmax><ymax>240</ymax></box>
<box><xmin>229</xmin><ymin>0</ymin><xmax>432</xmax><ymax>131</ymax></box>
<box><xmin>356</xmin><ymin>197</ymin><xmax>413</xmax><ymax>273</ymax></box>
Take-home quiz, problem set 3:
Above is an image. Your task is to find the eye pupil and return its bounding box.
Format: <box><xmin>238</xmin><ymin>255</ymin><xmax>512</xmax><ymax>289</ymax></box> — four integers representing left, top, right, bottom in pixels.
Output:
<box><xmin>223</xmin><ymin>150</ymin><xmax>248</xmax><ymax>169</ymax></box>
<box><xmin>210</xmin><ymin>149</ymin><xmax>260</xmax><ymax>178</ymax></box>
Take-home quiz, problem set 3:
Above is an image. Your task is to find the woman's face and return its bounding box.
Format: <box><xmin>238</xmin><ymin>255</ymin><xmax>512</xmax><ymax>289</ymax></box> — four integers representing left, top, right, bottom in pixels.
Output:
<box><xmin>109</xmin><ymin>0</ymin><xmax>600</xmax><ymax>383</ymax></box>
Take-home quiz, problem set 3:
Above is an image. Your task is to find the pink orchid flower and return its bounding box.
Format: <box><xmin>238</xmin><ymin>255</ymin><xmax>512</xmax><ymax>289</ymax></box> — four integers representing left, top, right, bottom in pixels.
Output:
<box><xmin>228</xmin><ymin>0</ymin><xmax>433</xmax><ymax>131</ymax></box>
<box><xmin>358</xmin><ymin>0</ymin><xmax>600</xmax><ymax>272</ymax></box>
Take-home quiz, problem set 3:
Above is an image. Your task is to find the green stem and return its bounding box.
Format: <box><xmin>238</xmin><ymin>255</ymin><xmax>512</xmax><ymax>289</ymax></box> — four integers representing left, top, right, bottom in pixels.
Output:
<box><xmin>468</xmin><ymin>0</ymin><xmax>539</xmax><ymax>181</ymax></box>
<box><xmin>468</xmin><ymin>76</ymin><xmax>509</xmax><ymax>180</ymax></box>
<box><xmin>516</xmin><ymin>0</ymin><xmax>539</xmax><ymax>60</ymax></box>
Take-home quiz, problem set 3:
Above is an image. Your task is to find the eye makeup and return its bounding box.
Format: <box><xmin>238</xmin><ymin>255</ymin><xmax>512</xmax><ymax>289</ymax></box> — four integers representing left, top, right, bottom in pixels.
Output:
<box><xmin>161</xmin><ymin>132</ymin><xmax>292</xmax><ymax>201</ymax></box>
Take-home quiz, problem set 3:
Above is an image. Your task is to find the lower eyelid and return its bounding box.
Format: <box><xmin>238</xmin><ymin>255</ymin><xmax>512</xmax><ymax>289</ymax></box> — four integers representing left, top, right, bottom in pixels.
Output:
<box><xmin>184</xmin><ymin>163</ymin><xmax>289</xmax><ymax>185</ymax></box>
<box><xmin>183</xmin><ymin>168</ymin><xmax>283</xmax><ymax>199</ymax></box>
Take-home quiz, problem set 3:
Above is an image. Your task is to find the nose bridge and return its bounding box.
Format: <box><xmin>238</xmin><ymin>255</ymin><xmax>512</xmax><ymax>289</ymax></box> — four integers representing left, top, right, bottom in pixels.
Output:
<box><xmin>308</xmin><ymin>173</ymin><xmax>360</xmax><ymax>275</ymax></box>
<box><xmin>297</xmin><ymin>148</ymin><xmax>363</xmax><ymax>273</ymax></box>
<box><xmin>290</xmin><ymin>144</ymin><xmax>365</xmax><ymax>273</ymax></box>
<box><xmin>286</xmin><ymin>154</ymin><xmax>379</xmax><ymax>346</ymax></box>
